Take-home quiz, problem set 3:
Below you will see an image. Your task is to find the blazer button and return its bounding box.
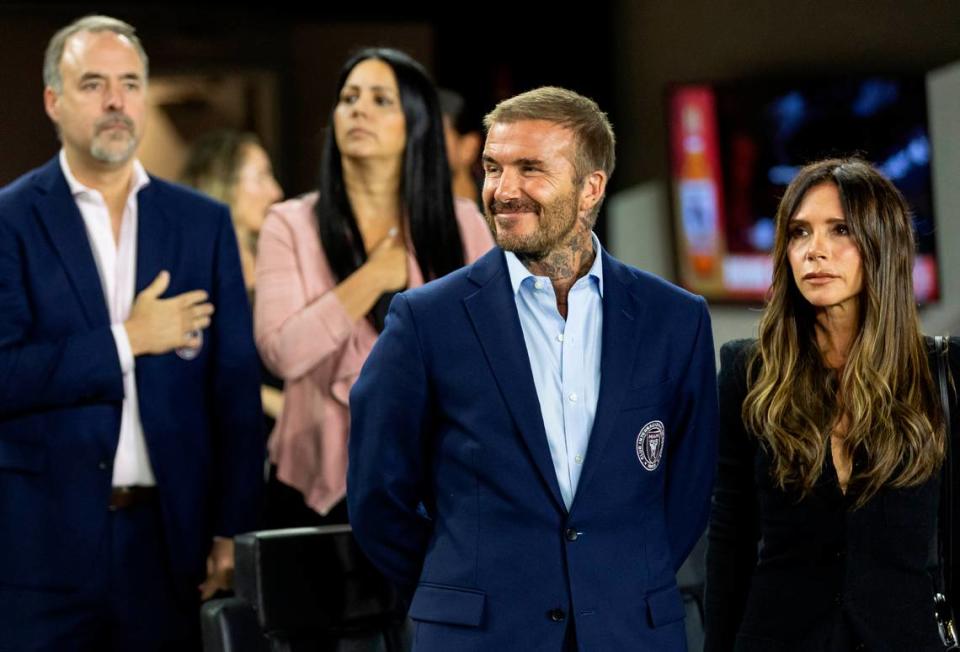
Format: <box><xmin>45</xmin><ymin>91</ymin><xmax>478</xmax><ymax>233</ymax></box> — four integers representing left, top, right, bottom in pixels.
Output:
<box><xmin>548</xmin><ymin>608</ymin><xmax>566</xmax><ymax>622</ymax></box>
<box><xmin>565</xmin><ymin>528</ymin><xmax>579</xmax><ymax>542</ymax></box>
<box><xmin>98</xmin><ymin>461</ymin><xmax>109</xmax><ymax>471</ymax></box>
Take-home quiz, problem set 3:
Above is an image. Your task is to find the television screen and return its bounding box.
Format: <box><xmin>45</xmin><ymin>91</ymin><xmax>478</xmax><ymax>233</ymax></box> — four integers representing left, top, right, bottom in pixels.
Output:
<box><xmin>666</xmin><ymin>77</ymin><xmax>937</xmax><ymax>303</ymax></box>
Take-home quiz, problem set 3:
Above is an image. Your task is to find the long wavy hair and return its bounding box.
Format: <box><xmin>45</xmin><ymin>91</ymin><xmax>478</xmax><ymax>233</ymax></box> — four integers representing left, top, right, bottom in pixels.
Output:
<box><xmin>743</xmin><ymin>157</ymin><xmax>943</xmax><ymax>507</ymax></box>
<box><xmin>316</xmin><ymin>48</ymin><xmax>464</xmax><ymax>286</ymax></box>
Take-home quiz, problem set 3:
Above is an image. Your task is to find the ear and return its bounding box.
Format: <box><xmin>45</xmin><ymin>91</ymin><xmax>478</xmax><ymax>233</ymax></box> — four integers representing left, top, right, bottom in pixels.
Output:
<box><xmin>43</xmin><ymin>86</ymin><xmax>60</xmax><ymax>124</ymax></box>
<box><xmin>578</xmin><ymin>170</ymin><xmax>607</xmax><ymax>217</ymax></box>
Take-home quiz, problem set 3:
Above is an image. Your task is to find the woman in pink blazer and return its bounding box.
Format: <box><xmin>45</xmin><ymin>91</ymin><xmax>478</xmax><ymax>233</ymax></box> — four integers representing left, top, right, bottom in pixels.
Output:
<box><xmin>255</xmin><ymin>48</ymin><xmax>493</xmax><ymax>524</ymax></box>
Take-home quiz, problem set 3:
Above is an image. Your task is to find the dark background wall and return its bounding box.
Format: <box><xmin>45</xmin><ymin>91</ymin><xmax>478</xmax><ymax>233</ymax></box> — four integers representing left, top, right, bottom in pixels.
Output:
<box><xmin>0</xmin><ymin>4</ymin><xmax>616</xmax><ymax>196</ymax></box>
<box><xmin>1</xmin><ymin>3</ymin><xmax>957</xmax><ymax>212</ymax></box>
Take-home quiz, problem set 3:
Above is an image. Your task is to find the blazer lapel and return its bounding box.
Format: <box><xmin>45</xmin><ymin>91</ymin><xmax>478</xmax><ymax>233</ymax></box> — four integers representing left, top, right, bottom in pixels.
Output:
<box><xmin>33</xmin><ymin>158</ymin><xmax>111</xmax><ymax>328</ymax></box>
<box><xmin>134</xmin><ymin>181</ymin><xmax>171</xmax><ymax>295</ymax></box>
<box><xmin>571</xmin><ymin>252</ymin><xmax>645</xmax><ymax>510</ymax></box>
<box><xmin>131</xmin><ymin>181</ymin><xmax>176</xmax><ymax>447</ymax></box>
<box><xmin>463</xmin><ymin>249</ymin><xmax>567</xmax><ymax>513</ymax></box>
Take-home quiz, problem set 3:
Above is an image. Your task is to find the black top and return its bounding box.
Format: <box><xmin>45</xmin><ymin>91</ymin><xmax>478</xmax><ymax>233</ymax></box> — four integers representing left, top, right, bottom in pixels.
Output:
<box><xmin>704</xmin><ymin>337</ymin><xmax>960</xmax><ymax>652</ymax></box>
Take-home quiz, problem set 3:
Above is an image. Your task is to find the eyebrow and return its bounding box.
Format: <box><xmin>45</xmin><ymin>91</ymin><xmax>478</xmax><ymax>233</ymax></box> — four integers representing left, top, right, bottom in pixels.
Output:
<box><xmin>78</xmin><ymin>72</ymin><xmax>143</xmax><ymax>83</ymax></box>
<box><xmin>790</xmin><ymin>216</ymin><xmax>846</xmax><ymax>223</ymax></box>
<box><xmin>481</xmin><ymin>155</ymin><xmax>546</xmax><ymax>167</ymax></box>
<box><xmin>342</xmin><ymin>84</ymin><xmax>397</xmax><ymax>94</ymax></box>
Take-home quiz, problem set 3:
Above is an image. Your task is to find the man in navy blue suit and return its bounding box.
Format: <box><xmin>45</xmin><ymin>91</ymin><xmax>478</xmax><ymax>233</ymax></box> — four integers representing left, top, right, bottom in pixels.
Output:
<box><xmin>348</xmin><ymin>87</ymin><xmax>719</xmax><ymax>651</ymax></box>
<box><xmin>0</xmin><ymin>15</ymin><xmax>262</xmax><ymax>650</ymax></box>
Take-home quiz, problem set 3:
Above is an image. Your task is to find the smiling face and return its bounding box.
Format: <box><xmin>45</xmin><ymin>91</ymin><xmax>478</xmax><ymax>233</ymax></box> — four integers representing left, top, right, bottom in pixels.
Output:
<box><xmin>332</xmin><ymin>58</ymin><xmax>406</xmax><ymax>163</ymax></box>
<box><xmin>481</xmin><ymin>119</ymin><xmax>594</xmax><ymax>258</ymax></box>
<box><xmin>787</xmin><ymin>182</ymin><xmax>864</xmax><ymax>313</ymax></box>
<box><xmin>44</xmin><ymin>29</ymin><xmax>146</xmax><ymax>169</ymax></box>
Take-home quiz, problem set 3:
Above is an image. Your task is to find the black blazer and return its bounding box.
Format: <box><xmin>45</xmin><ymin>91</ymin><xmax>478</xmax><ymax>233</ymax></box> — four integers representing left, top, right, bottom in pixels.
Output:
<box><xmin>704</xmin><ymin>337</ymin><xmax>960</xmax><ymax>652</ymax></box>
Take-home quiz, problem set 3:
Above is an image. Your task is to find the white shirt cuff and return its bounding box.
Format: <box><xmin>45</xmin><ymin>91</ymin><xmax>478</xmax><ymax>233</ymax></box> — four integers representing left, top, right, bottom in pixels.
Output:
<box><xmin>111</xmin><ymin>324</ymin><xmax>136</xmax><ymax>374</ymax></box>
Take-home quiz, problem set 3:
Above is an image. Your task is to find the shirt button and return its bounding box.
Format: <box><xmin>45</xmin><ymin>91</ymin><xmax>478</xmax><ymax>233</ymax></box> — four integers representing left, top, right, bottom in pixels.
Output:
<box><xmin>565</xmin><ymin>528</ymin><xmax>579</xmax><ymax>542</ymax></box>
<box><xmin>569</xmin><ymin>392</ymin><xmax>578</xmax><ymax>402</ymax></box>
<box><xmin>556</xmin><ymin>333</ymin><xmax>564</xmax><ymax>342</ymax></box>
<box><xmin>574</xmin><ymin>454</ymin><xmax>583</xmax><ymax>464</ymax></box>
<box><xmin>548</xmin><ymin>608</ymin><xmax>566</xmax><ymax>622</ymax></box>
<box><xmin>534</xmin><ymin>280</ymin><xmax>544</xmax><ymax>290</ymax></box>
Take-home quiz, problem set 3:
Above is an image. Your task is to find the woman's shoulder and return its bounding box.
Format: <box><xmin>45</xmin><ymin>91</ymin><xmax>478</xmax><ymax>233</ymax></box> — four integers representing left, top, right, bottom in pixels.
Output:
<box><xmin>940</xmin><ymin>336</ymin><xmax>960</xmax><ymax>376</ymax></box>
<box><xmin>720</xmin><ymin>339</ymin><xmax>757</xmax><ymax>367</ymax></box>
<box><xmin>718</xmin><ymin>339</ymin><xmax>758</xmax><ymax>395</ymax></box>
<box><xmin>265</xmin><ymin>192</ymin><xmax>320</xmax><ymax>230</ymax></box>
<box><xmin>920</xmin><ymin>333</ymin><xmax>960</xmax><ymax>347</ymax></box>
<box><xmin>920</xmin><ymin>335</ymin><xmax>960</xmax><ymax>366</ymax></box>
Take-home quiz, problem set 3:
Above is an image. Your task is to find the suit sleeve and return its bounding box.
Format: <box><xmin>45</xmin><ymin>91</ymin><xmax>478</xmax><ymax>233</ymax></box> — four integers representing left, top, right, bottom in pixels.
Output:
<box><xmin>347</xmin><ymin>292</ymin><xmax>432</xmax><ymax>597</ymax></box>
<box><xmin>703</xmin><ymin>340</ymin><xmax>761</xmax><ymax>651</ymax></box>
<box><xmin>664</xmin><ymin>297</ymin><xmax>719</xmax><ymax>568</ymax></box>
<box><xmin>0</xmin><ymin>213</ymin><xmax>122</xmax><ymax>419</ymax></box>
<box><xmin>207</xmin><ymin>209</ymin><xmax>264</xmax><ymax>537</ymax></box>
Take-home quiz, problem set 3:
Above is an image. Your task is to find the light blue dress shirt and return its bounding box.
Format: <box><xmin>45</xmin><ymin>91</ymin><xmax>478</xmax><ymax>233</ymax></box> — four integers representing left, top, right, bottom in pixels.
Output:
<box><xmin>504</xmin><ymin>234</ymin><xmax>604</xmax><ymax>510</ymax></box>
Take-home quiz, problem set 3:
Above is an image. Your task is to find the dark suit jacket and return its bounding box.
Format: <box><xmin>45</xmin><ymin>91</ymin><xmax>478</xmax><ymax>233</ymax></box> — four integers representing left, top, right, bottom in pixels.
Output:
<box><xmin>0</xmin><ymin>157</ymin><xmax>263</xmax><ymax>593</ymax></box>
<box><xmin>347</xmin><ymin>247</ymin><xmax>719</xmax><ymax>651</ymax></box>
<box><xmin>705</xmin><ymin>338</ymin><xmax>960</xmax><ymax>652</ymax></box>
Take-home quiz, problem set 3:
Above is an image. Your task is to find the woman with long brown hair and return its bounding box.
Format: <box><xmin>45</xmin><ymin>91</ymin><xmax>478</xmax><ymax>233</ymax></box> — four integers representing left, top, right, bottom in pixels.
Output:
<box><xmin>704</xmin><ymin>157</ymin><xmax>958</xmax><ymax>651</ymax></box>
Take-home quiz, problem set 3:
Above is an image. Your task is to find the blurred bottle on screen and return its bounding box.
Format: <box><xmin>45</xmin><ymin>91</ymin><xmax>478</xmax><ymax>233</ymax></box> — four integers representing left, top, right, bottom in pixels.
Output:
<box><xmin>678</xmin><ymin>104</ymin><xmax>722</xmax><ymax>280</ymax></box>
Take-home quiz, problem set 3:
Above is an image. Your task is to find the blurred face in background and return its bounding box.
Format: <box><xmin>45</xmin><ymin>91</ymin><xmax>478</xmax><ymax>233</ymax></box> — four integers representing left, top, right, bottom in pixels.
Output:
<box><xmin>231</xmin><ymin>143</ymin><xmax>282</xmax><ymax>234</ymax></box>
<box><xmin>333</xmin><ymin>58</ymin><xmax>407</xmax><ymax>164</ymax></box>
<box><xmin>443</xmin><ymin>115</ymin><xmax>481</xmax><ymax>174</ymax></box>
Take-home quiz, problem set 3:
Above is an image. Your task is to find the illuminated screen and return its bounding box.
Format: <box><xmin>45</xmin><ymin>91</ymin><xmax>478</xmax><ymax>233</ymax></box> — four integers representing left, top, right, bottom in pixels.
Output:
<box><xmin>666</xmin><ymin>77</ymin><xmax>937</xmax><ymax>303</ymax></box>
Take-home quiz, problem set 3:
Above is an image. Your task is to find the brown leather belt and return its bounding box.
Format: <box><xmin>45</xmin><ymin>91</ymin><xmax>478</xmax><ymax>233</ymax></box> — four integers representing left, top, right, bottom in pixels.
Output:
<box><xmin>108</xmin><ymin>486</ymin><xmax>158</xmax><ymax>511</ymax></box>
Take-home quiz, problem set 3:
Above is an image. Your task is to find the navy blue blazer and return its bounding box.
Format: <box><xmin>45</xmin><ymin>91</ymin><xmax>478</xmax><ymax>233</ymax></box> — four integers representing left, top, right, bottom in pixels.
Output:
<box><xmin>348</xmin><ymin>246</ymin><xmax>719</xmax><ymax>651</ymax></box>
<box><xmin>0</xmin><ymin>157</ymin><xmax>263</xmax><ymax>592</ymax></box>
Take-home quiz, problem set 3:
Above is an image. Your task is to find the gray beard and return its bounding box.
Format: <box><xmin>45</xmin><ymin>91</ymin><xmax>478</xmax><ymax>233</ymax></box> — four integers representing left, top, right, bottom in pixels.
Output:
<box><xmin>90</xmin><ymin>134</ymin><xmax>138</xmax><ymax>165</ymax></box>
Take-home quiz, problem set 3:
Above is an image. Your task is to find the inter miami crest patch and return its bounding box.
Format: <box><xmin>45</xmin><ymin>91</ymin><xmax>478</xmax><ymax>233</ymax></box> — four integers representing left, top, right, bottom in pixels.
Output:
<box><xmin>636</xmin><ymin>420</ymin><xmax>665</xmax><ymax>471</ymax></box>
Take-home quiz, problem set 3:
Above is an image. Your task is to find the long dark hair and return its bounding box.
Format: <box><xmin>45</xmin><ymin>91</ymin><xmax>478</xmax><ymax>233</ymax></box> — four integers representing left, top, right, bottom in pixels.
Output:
<box><xmin>316</xmin><ymin>47</ymin><xmax>464</xmax><ymax>285</ymax></box>
<box><xmin>744</xmin><ymin>157</ymin><xmax>943</xmax><ymax>507</ymax></box>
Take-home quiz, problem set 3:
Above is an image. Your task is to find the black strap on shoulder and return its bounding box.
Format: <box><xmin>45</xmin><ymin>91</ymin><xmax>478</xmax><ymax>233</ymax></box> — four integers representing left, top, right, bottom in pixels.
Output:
<box><xmin>937</xmin><ymin>335</ymin><xmax>954</xmax><ymax>602</ymax></box>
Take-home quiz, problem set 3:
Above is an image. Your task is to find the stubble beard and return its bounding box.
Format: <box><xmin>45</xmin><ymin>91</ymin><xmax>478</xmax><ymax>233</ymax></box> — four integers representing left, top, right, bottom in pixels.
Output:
<box><xmin>485</xmin><ymin>190</ymin><xmax>582</xmax><ymax>262</ymax></box>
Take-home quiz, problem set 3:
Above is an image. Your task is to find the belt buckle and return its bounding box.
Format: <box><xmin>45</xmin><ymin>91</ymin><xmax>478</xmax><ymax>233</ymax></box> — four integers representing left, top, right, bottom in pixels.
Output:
<box><xmin>109</xmin><ymin>485</ymin><xmax>150</xmax><ymax>511</ymax></box>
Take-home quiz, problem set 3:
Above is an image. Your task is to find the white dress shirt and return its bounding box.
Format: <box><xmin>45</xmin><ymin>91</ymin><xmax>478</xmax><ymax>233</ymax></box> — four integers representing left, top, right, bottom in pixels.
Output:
<box><xmin>504</xmin><ymin>233</ymin><xmax>604</xmax><ymax>509</ymax></box>
<box><xmin>59</xmin><ymin>150</ymin><xmax>156</xmax><ymax>487</ymax></box>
